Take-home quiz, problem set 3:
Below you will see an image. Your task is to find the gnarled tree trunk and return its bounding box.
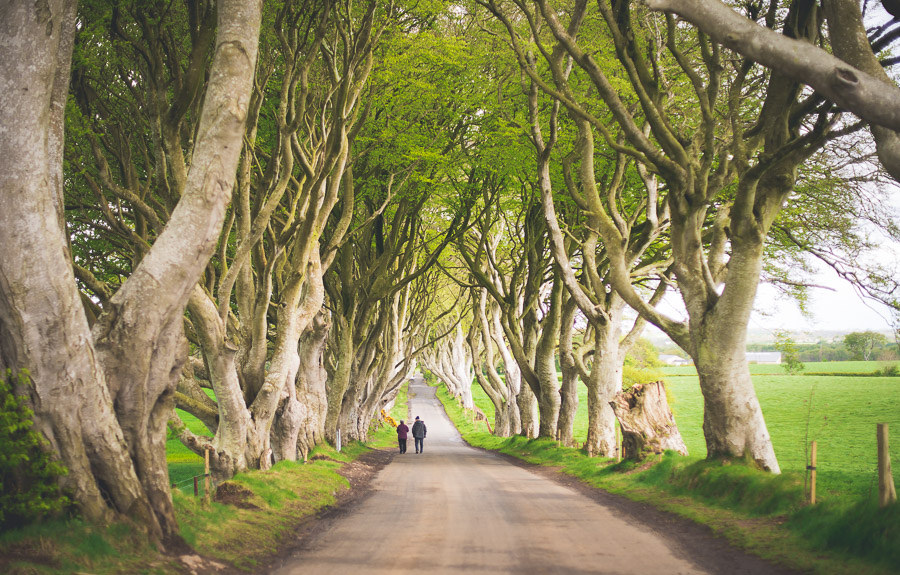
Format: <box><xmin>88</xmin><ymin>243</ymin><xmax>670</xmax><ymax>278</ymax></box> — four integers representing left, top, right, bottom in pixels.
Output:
<box><xmin>557</xmin><ymin>296</ymin><xmax>579</xmax><ymax>446</ymax></box>
<box><xmin>610</xmin><ymin>381</ymin><xmax>687</xmax><ymax>461</ymax></box>
<box><xmin>0</xmin><ymin>0</ymin><xmax>261</xmax><ymax>544</ymax></box>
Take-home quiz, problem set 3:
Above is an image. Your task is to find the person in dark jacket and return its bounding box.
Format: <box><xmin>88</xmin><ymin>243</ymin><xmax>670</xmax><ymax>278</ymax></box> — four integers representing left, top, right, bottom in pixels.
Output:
<box><xmin>396</xmin><ymin>420</ymin><xmax>409</xmax><ymax>454</ymax></box>
<box><xmin>411</xmin><ymin>416</ymin><xmax>427</xmax><ymax>454</ymax></box>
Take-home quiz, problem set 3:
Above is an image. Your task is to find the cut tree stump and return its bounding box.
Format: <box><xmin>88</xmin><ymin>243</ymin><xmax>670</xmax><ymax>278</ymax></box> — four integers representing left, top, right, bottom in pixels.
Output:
<box><xmin>610</xmin><ymin>381</ymin><xmax>688</xmax><ymax>461</ymax></box>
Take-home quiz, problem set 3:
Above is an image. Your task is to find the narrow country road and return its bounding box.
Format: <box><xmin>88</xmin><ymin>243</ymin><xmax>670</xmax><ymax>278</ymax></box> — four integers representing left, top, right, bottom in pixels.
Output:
<box><xmin>270</xmin><ymin>380</ymin><xmax>795</xmax><ymax>575</ymax></box>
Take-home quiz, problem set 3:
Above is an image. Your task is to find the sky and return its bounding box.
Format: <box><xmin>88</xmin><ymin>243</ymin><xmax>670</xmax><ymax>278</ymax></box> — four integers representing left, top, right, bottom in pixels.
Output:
<box><xmin>638</xmin><ymin>257</ymin><xmax>898</xmax><ymax>347</ymax></box>
<box><xmin>641</xmin><ymin>268</ymin><xmax>896</xmax><ymax>347</ymax></box>
<box><xmin>749</xmin><ymin>273</ymin><xmax>895</xmax><ymax>334</ymax></box>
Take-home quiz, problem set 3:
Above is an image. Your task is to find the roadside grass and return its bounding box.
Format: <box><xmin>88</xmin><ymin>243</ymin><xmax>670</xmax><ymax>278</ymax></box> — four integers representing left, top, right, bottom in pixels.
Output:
<box><xmin>175</xmin><ymin>454</ymin><xmax>349</xmax><ymax>570</ymax></box>
<box><xmin>663</xmin><ymin>360</ymin><xmax>900</xmax><ymax>376</ymax></box>
<box><xmin>469</xmin><ymin>362</ymin><xmax>900</xmax><ymax>500</ymax></box>
<box><xmin>0</xmin><ymin>519</ymin><xmax>174</xmax><ymax>575</ymax></box>
<box><xmin>664</xmin><ymin>372</ymin><xmax>900</xmax><ymax>501</ymax></box>
<box><xmin>0</xmin><ymin>384</ymin><xmax>408</xmax><ymax>574</ymax></box>
<box><xmin>437</xmin><ymin>383</ymin><xmax>900</xmax><ymax>574</ymax></box>
<box><xmin>177</xmin><ymin>385</ymin><xmax>407</xmax><ymax>569</ymax></box>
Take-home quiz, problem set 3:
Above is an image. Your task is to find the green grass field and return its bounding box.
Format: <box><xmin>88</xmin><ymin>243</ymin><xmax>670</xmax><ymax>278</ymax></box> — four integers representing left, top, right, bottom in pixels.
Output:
<box><xmin>167</xmin><ymin>408</ymin><xmax>212</xmax><ymax>495</ymax></box>
<box><xmin>165</xmin><ymin>385</ymin><xmax>409</xmax><ymax>491</ymax></box>
<box><xmin>468</xmin><ymin>361</ymin><xmax>900</xmax><ymax>502</ymax></box>
<box><xmin>662</xmin><ymin>360</ymin><xmax>899</xmax><ymax>376</ymax></box>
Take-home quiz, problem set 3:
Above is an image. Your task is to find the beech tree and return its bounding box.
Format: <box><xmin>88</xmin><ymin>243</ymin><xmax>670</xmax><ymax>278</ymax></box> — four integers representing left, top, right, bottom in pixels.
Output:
<box><xmin>458</xmin><ymin>190</ymin><xmax>560</xmax><ymax>438</ymax></box>
<box><xmin>519</xmin><ymin>41</ymin><xmax>671</xmax><ymax>455</ymax></box>
<box><xmin>466</xmin><ymin>287</ymin><xmax>523</xmax><ymax>436</ymax></box>
<box><xmin>424</xmin><ymin>321</ymin><xmax>475</xmax><ymax>409</ymax></box>
<box><xmin>0</xmin><ymin>0</ymin><xmax>261</xmax><ymax>542</ymax></box>
<box><xmin>169</xmin><ymin>0</ymin><xmax>393</xmax><ymax>476</ymax></box>
<box><xmin>482</xmin><ymin>0</ymin><xmax>881</xmax><ymax>471</ymax></box>
<box><xmin>643</xmin><ymin>0</ymin><xmax>900</xmax><ymax>318</ymax></box>
<box><xmin>324</xmin><ymin>190</ymin><xmax>465</xmax><ymax>441</ymax></box>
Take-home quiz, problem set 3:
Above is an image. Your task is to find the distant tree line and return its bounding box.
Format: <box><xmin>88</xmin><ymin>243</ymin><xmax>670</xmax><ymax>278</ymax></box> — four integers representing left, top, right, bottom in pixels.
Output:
<box><xmin>746</xmin><ymin>331</ymin><xmax>898</xmax><ymax>362</ymax></box>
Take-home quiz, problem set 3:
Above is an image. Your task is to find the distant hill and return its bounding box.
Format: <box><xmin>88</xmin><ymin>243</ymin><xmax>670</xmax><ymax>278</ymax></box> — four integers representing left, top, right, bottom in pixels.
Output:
<box><xmin>646</xmin><ymin>327</ymin><xmax>893</xmax><ymax>347</ymax></box>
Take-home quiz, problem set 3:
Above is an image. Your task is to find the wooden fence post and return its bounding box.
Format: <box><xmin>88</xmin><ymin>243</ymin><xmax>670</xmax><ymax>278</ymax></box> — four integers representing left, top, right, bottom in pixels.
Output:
<box><xmin>616</xmin><ymin>424</ymin><xmax>621</xmax><ymax>462</ymax></box>
<box><xmin>808</xmin><ymin>440</ymin><xmax>817</xmax><ymax>505</ymax></box>
<box><xmin>204</xmin><ymin>446</ymin><xmax>211</xmax><ymax>503</ymax></box>
<box><xmin>193</xmin><ymin>475</ymin><xmax>199</xmax><ymax>497</ymax></box>
<box><xmin>878</xmin><ymin>423</ymin><xmax>897</xmax><ymax>507</ymax></box>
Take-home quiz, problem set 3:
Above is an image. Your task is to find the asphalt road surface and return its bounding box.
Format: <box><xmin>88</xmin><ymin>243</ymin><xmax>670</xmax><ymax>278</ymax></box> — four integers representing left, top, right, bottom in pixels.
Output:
<box><xmin>271</xmin><ymin>380</ymin><xmax>794</xmax><ymax>575</ymax></box>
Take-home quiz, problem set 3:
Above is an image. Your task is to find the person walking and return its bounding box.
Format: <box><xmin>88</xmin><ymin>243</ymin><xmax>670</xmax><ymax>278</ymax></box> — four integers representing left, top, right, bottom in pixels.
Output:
<box><xmin>411</xmin><ymin>416</ymin><xmax>427</xmax><ymax>454</ymax></box>
<box><xmin>396</xmin><ymin>420</ymin><xmax>409</xmax><ymax>454</ymax></box>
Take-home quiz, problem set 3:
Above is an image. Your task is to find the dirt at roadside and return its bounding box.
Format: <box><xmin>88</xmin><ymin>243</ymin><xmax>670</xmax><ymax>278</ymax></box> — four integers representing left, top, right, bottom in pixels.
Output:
<box><xmin>254</xmin><ymin>448</ymin><xmax>395</xmax><ymax>573</ymax></box>
<box><xmin>173</xmin><ymin>447</ymin><xmax>394</xmax><ymax>575</ymax></box>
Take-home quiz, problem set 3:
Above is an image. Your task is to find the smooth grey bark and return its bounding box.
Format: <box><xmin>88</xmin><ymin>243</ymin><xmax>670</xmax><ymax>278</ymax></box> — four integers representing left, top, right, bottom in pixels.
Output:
<box><xmin>490</xmin><ymin>303</ymin><xmax>523</xmax><ymax>435</ymax></box>
<box><xmin>821</xmin><ymin>0</ymin><xmax>900</xmax><ymax>180</ymax></box>
<box><xmin>518</xmin><ymin>39</ymin><xmax>666</xmax><ymax>457</ymax></box>
<box><xmin>533</xmin><ymin>269</ymin><xmax>564</xmax><ymax>439</ymax></box>
<box><xmin>557</xmin><ymin>296</ymin><xmax>579</xmax><ymax>446</ymax></box>
<box><xmin>279</xmin><ymin>309</ymin><xmax>330</xmax><ymax>462</ymax></box>
<box><xmin>517</xmin><ymin>382</ymin><xmax>540</xmax><ymax>438</ymax></box>
<box><xmin>0</xmin><ymin>0</ymin><xmax>261</xmax><ymax>541</ymax></box>
<box><xmin>0</xmin><ymin>0</ymin><xmax>145</xmax><ymax>529</ymax></box>
<box><xmin>459</xmin><ymin>202</ymin><xmax>560</xmax><ymax>439</ymax></box>
<box><xmin>423</xmin><ymin>323</ymin><xmax>475</xmax><ymax>409</ymax></box>
<box><xmin>176</xmin><ymin>1</ymin><xmax>383</xmax><ymax>472</ymax></box>
<box><xmin>574</xmin><ymin>299</ymin><xmax>627</xmax><ymax>457</ymax></box>
<box><xmin>334</xmin><ymin>278</ymin><xmax>421</xmax><ymax>442</ymax></box>
<box><xmin>469</xmin><ymin>289</ymin><xmax>514</xmax><ymax>437</ymax></box>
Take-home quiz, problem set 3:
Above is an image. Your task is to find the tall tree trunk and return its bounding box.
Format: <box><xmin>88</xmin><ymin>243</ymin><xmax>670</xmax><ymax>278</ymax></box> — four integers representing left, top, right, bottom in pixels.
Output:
<box><xmin>424</xmin><ymin>324</ymin><xmax>474</xmax><ymax>409</ymax></box>
<box><xmin>264</xmin><ymin>252</ymin><xmax>326</xmax><ymax>463</ymax></box>
<box><xmin>0</xmin><ymin>1</ymin><xmax>144</xmax><ymax>533</ymax></box>
<box><xmin>678</xmin><ymin>222</ymin><xmax>780</xmax><ymax>472</ymax></box>
<box><xmin>292</xmin><ymin>310</ymin><xmax>331</xmax><ymax>461</ymax></box>
<box><xmin>584</xmin><ymin>323</ymin><xmax>622</xmax><ymax>457</ymax></box>
<box><xmin>492</xmin><ymin>309</ymin><xmax>523</xmax><ymax>435</ymax></box>
<box><xmin>0</xmin><ymin>0</ymin><xmax>261</xmax><ymax>543</ymax></box>
<box><xmin>578</xmin><ymin>297</ymin><xmax>626</xmax><ymax>456</ymax></box>
<box><xmin>533</xmin><ymin>270</ymin><xmax>563</xmax><ymax>438</ymax></box>
<box><xmin>557</xmin><ymin>296</ymin><xmax>579</xmax><ymax>446</ymax></box>
<box><xmin>517</xmin><ymin>381</ymin><xmax>540</xmax><ymax>438</ymax></box>
<box><xmin>185</xmin><ymin>287</ymin><xmax>251</xmax><ymax>480</ymax></box>
<box><xmin>325</xmin><ymin>311</ymin><xmax>354</xmax><ymax>444</ymax></box>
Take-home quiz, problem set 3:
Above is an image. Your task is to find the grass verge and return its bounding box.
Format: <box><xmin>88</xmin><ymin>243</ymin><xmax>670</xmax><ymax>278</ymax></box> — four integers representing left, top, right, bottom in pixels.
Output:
<box><xmin>0</xmin><ymin>384</ymin><xmax>408</xmax><ymax>574</ymax></box>
<box><xmin>435</xmin><ymin>384</ymin><xmax>899</xmax><ymax>575</ymax></box>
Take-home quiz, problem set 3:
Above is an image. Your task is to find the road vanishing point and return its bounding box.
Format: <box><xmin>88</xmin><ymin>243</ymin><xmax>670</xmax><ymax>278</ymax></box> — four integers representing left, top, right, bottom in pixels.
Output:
<box><xmin>270</xmin><ymin>380</ymin><xmax>796</xmax><ymax>575</ymax></box>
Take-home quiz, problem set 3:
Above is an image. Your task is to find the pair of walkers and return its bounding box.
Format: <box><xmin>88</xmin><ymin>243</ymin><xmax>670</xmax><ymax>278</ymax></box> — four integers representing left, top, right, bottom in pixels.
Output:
<box><xmin>396</xmin><ymin>416</ymin><xmax>426</xmax><ymax>454</ymax></box>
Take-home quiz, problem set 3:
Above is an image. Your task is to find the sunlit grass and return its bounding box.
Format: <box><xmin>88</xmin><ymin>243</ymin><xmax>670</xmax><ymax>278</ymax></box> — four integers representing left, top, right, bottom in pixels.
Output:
<box><xmin>3</xmin><ymin>384</ymin><xmax>409</xmax><ymax>574</ymax></box>
<box><xmin>468</xmin><ymin>364</ymin><xmax>900</xmax><ymax>502</ymax></box>
<box><xmin>0</xmin><ymin>519</ymin><xmax>173</xmax><ymax>574</ymax></box>
<box><xmin>176</xmin><ymin>460</ymin><xmax>349</xmax><ymax>569</ymax></box>
<box><xmin>442</xmin><ymin>371</ymin><xmax>900</xmax><ymax>574</ymax></box>
<box><xmin>665</xmin><ymin>372</ymin><xmax>900</xmax><ymax>501</ymax></box>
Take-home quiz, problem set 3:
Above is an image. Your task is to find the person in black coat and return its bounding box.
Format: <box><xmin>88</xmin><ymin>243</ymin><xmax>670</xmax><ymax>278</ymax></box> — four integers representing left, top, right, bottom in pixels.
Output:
<box><xmin>411</xmin><ymin>416</ymin><xmax>427</xmax><ymax>454</ymax></box>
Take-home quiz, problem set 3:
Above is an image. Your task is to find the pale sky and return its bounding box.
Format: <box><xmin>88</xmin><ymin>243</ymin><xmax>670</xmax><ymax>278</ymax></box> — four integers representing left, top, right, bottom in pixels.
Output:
<box><xmin>750</xmin><ymin>273</ymin><xmax>895</xmax><ymax>334</ymax></box>
<box><xmin>644</xmin><ymin>266</ymin><xmax>896</xmax><ymax>344</ymax></box>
